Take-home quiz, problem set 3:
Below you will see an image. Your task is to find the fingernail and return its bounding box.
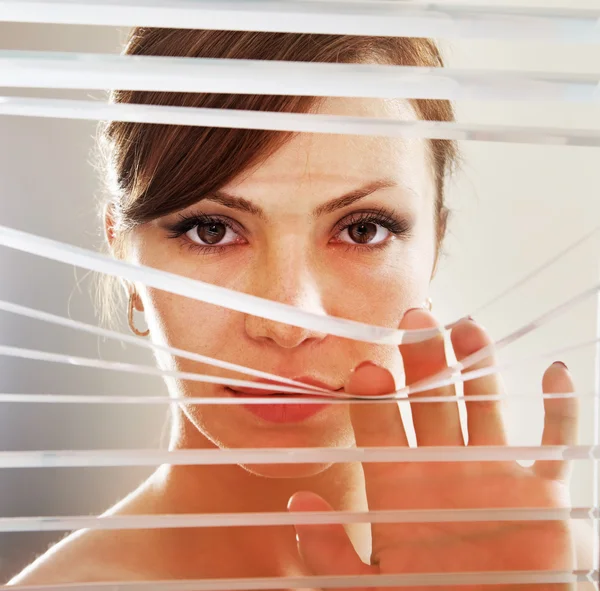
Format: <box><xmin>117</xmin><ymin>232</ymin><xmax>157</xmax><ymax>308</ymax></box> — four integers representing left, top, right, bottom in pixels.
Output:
<box><xmin>354</xmin><ymin>360</ymin><xmax>381</xmax><ymax>372</ymax></box>
<box><xmin>553</xmin><ymin>361</ymin><xmax>569</xmax><ymax>370</ymax></box>
<box><xmin>403</xmin><ymin>307</ymin><xmax>428</xmax><ymax>318</ymax></box>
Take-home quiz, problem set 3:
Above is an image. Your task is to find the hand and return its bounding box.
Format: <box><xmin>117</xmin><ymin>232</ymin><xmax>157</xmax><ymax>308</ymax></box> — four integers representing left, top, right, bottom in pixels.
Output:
<box><xmin>288</xmin><ymin>309</ymin><xmax>580</xmax><ymax>591</ymax></box>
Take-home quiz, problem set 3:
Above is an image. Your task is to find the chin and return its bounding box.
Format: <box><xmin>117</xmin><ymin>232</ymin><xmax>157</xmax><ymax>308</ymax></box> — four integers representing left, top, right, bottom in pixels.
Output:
<box><xmin>239</xmin><ymin>460</ymin><xmax>337</xmax><ymax>479</ymax></box>
<box><xmin>187</xmin><ymin>404</ymin><xmax>354</xmax><ymax>478</ymax></box>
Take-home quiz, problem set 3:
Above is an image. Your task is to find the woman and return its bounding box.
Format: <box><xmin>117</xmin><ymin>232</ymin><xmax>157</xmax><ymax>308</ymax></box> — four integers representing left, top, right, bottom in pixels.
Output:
<box><xmin>9</xmin><ymin>29</ymin><xmax>593</xmax><ymax>587</ymax></box>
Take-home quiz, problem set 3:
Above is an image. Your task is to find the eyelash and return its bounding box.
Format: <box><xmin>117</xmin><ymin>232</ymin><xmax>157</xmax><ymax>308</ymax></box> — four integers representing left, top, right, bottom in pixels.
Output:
<box><xmin>166</xmin><ymin>213</ymin><xmax>244</xmax><ymax>255</ymax></box>
<box><xmin>331</xmin><ymin>208</ymin><xmax>412</xmax><ymax>251</ymax></box>
<box><xmin>166</xmin><ymin>208</ymin><xmax>411</xmax><ymax>254</ymax></box>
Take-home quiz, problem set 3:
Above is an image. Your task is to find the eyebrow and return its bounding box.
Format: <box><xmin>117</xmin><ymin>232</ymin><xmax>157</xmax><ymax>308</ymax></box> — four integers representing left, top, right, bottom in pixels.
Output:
<box><xmin>204</xmin><ymin>191</ymin><xmax>266</xmax><ymax>219</ymax></box>
<box><xmin>312</xmin><ymin>179</ymin><xmax>399</xmax><ymax>217</ymax></box>
<box><xmin>204</xmin><ymin>179</ymin><xmax>398</xmax><ymax>219</ymax></box>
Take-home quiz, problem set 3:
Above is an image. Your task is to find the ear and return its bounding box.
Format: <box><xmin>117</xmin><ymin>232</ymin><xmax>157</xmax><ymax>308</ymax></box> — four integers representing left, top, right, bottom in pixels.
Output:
<box><xmin>103</xmin><ymin>202</ymin><xmax>117</xmax><ymax>250</ymax></box>
<box><xmin>103</xmin><ymin>202</ymin><xmax>131</xmax><ymax>297</ymax></box>
<box><xmin>132</xmin><ymin>290</ymin><xmax>145</xmax><ymax>313</ymax></box>
<box><xmin>431</xmin><ymin>206</ymin><xmax>449</xmax><ymax>279</ymax></box>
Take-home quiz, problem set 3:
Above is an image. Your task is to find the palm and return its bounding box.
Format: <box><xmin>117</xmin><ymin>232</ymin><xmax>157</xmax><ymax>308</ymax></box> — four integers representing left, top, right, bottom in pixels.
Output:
<box><xmin>371</xmin><ymin>463</ymin><xmax>571</xmax><ymax>577</ymax></box>
<box><xmin>289</xmin><ymin>310</ymin><xmax>578</xmax><ymax>590</ymax></box>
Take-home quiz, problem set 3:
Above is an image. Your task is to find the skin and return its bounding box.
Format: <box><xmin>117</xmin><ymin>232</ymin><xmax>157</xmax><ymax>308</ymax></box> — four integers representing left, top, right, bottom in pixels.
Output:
<box><xmin>8</xmin><ymin>97</ymin><xmax>594</xmax><ymax>589</ymax></box>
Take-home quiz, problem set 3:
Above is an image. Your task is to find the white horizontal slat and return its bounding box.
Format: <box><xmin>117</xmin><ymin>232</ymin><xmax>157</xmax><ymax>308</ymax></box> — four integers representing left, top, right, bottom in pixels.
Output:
<box><xmin>0</xmin><ymin>224</ymin><xmax>431</xmax><ymax>346</ymax></box>
<box><xmin>7</xmin><ymin>570</ymin><xmax>599</xmax><ymax>591</ymax></box>
<box><xmin>0</xmin><ymin>344</ymin><xmax>334</xmax><ymax>395</ymax></box>
<box><xmin>1</xmin><ymin>323</ymin><xmax>598</xmax><ymax>399</ymax></box>
<box><xmin>1</xmin><ymin>51</ymin><xmax>599</xmax><ymax>102</ymax></box>
<box><xmin>1</xmin><ymin>97</ymin><xmax>599</xmax><ymax>147</ymax></box>
<box><xmin>1</xmin><ymin>507</ymin><xmax>597</xmax><ymax>533</ymax></box>
<box><xmin>0</xmin><ymin>392</ymin><xmax>588</xmax><ymax>406</ymax></box>
<box><xmin>0</xmin><ymin>445</ymin><xmax>597</xmax><ymax>469</ymax></box>
<box><xmin>0</xmin><ymin>299</ymin><xmax>327</xmax><ymax>392</ymax></box>
<box><xmin>0</xmin><ymin>0</ymin><xmax>599</xmax><ymax>43</ymax></box>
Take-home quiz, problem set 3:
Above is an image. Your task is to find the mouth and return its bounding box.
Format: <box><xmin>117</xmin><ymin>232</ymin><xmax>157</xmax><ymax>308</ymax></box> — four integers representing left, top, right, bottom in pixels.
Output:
<box><xmin>226</xmin><ymin>377</ymin><xmax>342</xmax><ymax>424</ymax></box>
<box><xmin>227</xmin><ymin>376</ymin><xmax>341</xmax><ymax>397</ymax></box>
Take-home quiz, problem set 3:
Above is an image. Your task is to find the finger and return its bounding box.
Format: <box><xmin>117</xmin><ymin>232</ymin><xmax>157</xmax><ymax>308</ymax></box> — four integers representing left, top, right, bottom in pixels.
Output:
<box><xmin>400</xmin><ymin>308</ymin><xmax>463</xmax><ymax>446</ymax></box>
<box><xmin>288</xmin><ymin>491</ymin><xmax>373</xmax><ymax>578</ymax></box>
<box><xmin>347</xmin><ymin>362</ymin><xmax>408</xmax><ymax>511</ymax></box>
<box><xmin>534</xmin><ymin>361</ymin><xmax>578</xmax><ymax>481</ymax></box>
<box><xmin>347</xmin><ymin>361</ymin><xmax>408</xmax><ymax>448</ymax></box>
<box><xmin>450</xmin><ymin>318</ymin><xmax>507</xmax><ymax>446</ymax></box>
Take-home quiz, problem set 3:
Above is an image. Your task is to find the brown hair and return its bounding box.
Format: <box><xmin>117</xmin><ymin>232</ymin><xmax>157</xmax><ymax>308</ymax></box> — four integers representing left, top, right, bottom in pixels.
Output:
<box><xmin>98</xmin><ymin>29</ymin><xmax>457</xmax><ymax>322</ymax></box>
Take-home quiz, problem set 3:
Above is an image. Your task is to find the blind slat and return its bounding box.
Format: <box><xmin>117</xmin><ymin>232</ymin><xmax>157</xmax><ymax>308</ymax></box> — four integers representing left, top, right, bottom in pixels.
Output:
<box><xmin>2</xmin><ymin>98</ymin><xmax>599</xmax><ymax>148</ymax></box>
<box><xmin>0</xmin><ymin>392</ymin><xmax>589</xmax><ymax>406</ymax></box>
<box><xmin>1</xmin><ymin>508</ymin><xmax>599</xmax><ymax>533</ymax></box>
<box><xmin>0</xmin><ymin>445</ymin><xmax>597</xmax><ymax>469</ymax></box>
<box><xmin>1</xmin><ymin>0</ymin><xmax>598</xmax><ymax>43</ymax></box>
<box><xmin>4</xmin><ymin>569</ymin><xmax>598</xmax><ymax>591</ymax></box>
<box><xmin>1</xmin><ymin>51</ymin><xmax>599</xmax><ymax>103</ymax></box>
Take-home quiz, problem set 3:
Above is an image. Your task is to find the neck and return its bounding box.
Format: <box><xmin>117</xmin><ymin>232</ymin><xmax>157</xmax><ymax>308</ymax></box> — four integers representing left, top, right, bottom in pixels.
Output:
<box><xmin>164</xmin><ymin>410</ymin><xmax>366</xmax><ymax>513</ymax></box>
<box><xmin>146</xmin><ymin>410</ymin><xmax>371</xmax><ymax>571</ymax></box>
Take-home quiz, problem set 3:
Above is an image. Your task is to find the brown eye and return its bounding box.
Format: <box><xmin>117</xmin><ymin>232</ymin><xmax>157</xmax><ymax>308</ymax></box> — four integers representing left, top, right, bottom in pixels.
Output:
<box><xmin>338</xmin><ymin>222</ymin><xmax>390</xmax><ymax>246</ymax></box>
<box><xmin>197</xmin><ymin>223</ymin><xmax>226</xmax><ymax>244</ymax></box>
<box><xmin>347</xmin><ymin>222</ymin><xmax>379</xmax><ymax>244</ymax></box>
<box><xmin>185</xmin><ymin>221</ymin><xmax>241</xmax><ymax>247</ymax></box>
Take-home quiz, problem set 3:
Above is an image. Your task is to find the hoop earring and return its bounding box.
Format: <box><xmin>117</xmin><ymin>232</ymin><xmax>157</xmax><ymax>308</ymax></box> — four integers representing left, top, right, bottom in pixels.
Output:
<box><xmin>424</xmin><ymin>297</ymin><xmax>433</xmax><ymax>312</ymax></box>
<box><xmin>128</xmin><ymin>292</ymin><xmax>150</xmax><ymax>337</ymax></box>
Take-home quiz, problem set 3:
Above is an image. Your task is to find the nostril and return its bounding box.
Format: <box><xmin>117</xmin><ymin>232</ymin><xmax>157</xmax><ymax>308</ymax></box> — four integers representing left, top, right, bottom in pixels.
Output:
<box><xmin>244</xmin><ymin>313</ymin><xmax>327</xmax><ymax>348</ymax></box>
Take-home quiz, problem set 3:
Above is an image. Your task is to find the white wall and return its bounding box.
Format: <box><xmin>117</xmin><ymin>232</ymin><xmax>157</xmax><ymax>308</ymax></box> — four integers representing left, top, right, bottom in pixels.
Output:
<box><xmin>430</xmin><ymin>33</ymin><xmax>600</xmax><ymax>567</ymax></box>
<box><xmin>0</xmin><ymin>11</ymin><xmax>599</xmax><ymax>580</ymax></box>
<box><xmin>0</xmin><ymin>22</ymin><xmax>165</xmax><ymax>579</ymax></box>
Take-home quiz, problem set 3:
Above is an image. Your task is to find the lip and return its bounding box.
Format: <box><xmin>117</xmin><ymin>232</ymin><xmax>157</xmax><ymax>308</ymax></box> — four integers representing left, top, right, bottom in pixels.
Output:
<box><xmin>227</xmin><ymin>376</ymin><xmax>340</xmax><ymax>424</ymax></box>
<box><xmin>229</xmin><ymin>376</ymin><xmax>335</xmax><ymax>396</ymax></box>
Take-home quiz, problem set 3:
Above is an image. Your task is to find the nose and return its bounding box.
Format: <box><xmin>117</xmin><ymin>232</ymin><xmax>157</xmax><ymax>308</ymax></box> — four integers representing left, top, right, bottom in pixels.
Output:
<box><xmin>244</xmin><ymin>252</ymin><xmax>328</xmax><ymax>349</ymax></box>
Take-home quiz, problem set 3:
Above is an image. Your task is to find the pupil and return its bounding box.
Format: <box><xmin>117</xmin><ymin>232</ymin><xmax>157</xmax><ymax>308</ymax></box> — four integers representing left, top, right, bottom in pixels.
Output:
<box><xmin>349</xmin><ymin>222</ymin><xmax>377</xmax><ymax>244</ymax></box>
<box><xmin>198</xmin><ymin>223</ymin><xmax>226</xmax><ymax>245</ymax></box>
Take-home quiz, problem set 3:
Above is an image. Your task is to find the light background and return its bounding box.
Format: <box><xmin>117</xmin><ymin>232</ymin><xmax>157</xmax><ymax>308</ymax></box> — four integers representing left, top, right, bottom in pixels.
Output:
<box><xmin>1</xmin><ymin>3</ymin><xmax>599</xmax><ymax>580</ymax></box>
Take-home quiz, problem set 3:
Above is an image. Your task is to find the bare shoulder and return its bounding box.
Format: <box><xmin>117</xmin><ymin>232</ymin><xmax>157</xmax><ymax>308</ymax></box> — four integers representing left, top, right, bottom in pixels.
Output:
<box><xmin>7</xmin><ymin>478</ymin><xmax>163</xmax><ymax>586</ymax></box>
<box><xmin>6</xmin><ymin>529</ymin><xmax>148</xmax><ymax>586</ymax></box>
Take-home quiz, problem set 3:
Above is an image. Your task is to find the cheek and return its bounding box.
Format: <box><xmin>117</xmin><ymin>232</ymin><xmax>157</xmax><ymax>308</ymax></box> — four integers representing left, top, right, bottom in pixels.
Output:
<box><xmin>324</xmin><ymin>242</ymin><xmax>434</xmax><ymax>330</ymax></box>
<box><xmin>145</xmin><ymin>290</ymin><xmax>247</xmax><ymax>364</ymax></box>
<box><xmin>131</xmin><ymin>236</ymin><xmax>252</xmax><ymax>363</ymax></box>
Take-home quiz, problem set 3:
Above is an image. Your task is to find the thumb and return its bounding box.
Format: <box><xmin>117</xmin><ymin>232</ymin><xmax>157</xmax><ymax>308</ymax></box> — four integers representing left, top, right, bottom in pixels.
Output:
<box><xmin>288</xmin><ymin>491</ymin><xmax>374</xmax><ymax>578</ymax></box>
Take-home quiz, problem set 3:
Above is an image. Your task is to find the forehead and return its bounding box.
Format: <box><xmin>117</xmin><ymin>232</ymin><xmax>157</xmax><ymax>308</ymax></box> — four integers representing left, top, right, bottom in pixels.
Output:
<box><xmin>225</xmin><ymin>97</ymin><xmax>434</xmax><ymax>207</ymax></box>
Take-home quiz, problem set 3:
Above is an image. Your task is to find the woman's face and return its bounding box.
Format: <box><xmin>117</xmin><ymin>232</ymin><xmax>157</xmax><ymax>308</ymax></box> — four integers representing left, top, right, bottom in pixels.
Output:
<box><xmin>122</xmin><ymin>97</ymin><xmax>438</xmax><ymax>473</ymax></box>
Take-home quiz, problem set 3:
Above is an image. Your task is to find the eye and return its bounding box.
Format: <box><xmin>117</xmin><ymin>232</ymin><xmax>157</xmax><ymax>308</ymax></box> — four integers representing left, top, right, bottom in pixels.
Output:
<box><xmin>186</xmin><ymin>221</ymin><xmax>241</xmax><ymax>246</ymax></box>
<box><xmin>331</xmin><ymin>209</ymin><xmax>411</xmax><ymax>248</ymax></box>
<box><xmin>337</xmin><ymin>222</ymin><xmax>390</xmax><ymax>245</ymax></box>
